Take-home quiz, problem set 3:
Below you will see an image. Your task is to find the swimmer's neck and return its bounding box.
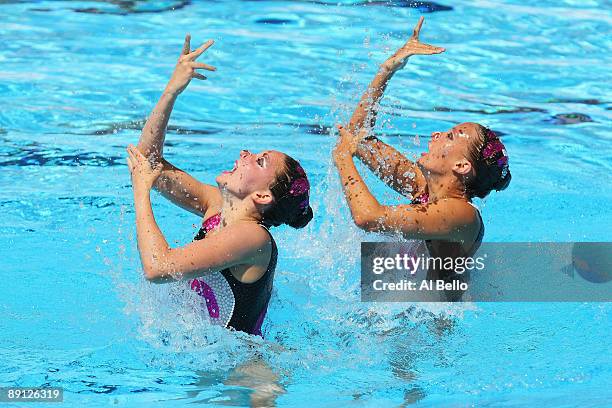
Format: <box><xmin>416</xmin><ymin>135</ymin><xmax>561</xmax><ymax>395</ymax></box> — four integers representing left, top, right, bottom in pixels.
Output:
<box><xmin>218</xmin><ymin>190</ymin><xmax>263</xmax><ymax>227</ymax></box>
<box><xmin>423</xmin><ymin>172</ymin><xmax>469</xmax><ymax>202</ymax></box>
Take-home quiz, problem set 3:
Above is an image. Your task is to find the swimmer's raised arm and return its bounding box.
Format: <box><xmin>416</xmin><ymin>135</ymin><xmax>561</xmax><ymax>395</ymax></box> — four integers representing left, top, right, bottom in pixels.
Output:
<box><xmin>347</xmin><ymin>17</ymin><xmax>444</xmax><ymax>196</ymax></box>
<box><xmin>348</xmin><ymin>17</ymin><xmax>444</xmax><ymax>133</ymax></box>
<box><xmin>126</xmin><ymin>145</ymin><xmax>271</xmax><ymax>283</ymax></box>
<box><xmin>137</xmin><ymin>35</ymin><xmax>216</xmax><ymax>160</ymax></box>
<box><xmin>333</xmin><ymin>125</ymin><xmax>477</xmax><ymax>241</ymax></box>
<box><xmin>136</xmin><ymin>35</ymin><xmax>219</xmax><ymax>216</ymax></box>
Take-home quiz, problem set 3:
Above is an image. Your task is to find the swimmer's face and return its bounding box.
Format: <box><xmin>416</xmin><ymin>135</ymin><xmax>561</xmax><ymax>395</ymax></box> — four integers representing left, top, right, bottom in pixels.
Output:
<box><xmin>216</xmin><ymin>150</ymin><xmax>286</xmax><ymax>205</ymax></box>
<box><xmin>417</xmin><ymin>122</ymin><xmax>480</xmax><ymax>177</ymax></box>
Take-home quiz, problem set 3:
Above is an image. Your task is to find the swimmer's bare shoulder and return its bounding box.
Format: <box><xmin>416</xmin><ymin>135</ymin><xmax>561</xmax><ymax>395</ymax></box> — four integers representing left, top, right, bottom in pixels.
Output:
<box><xmin>371</xmin><ymin>198</ymin><xmax>481</xmax><ymax>242</ymax></box>
<box><xmin>145</xmin><ymin>221</ymin><xmax>272</xmax><ymax>283</ymax></box>
<box><xmin>412</xmin><ymin>198</ymin><xmax>481</xmax><ymax>243</ymax></box>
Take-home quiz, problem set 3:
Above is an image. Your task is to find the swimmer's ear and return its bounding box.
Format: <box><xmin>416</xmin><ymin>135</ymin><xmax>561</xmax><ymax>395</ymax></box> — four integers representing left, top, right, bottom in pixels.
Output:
<box><xmin>453</xmin><ymin>158</ymin><xmax>473</xmax><ymax>176</ymax></box>
<box><xmin>252</xmin><ymin>190</ymin><xmax>274</xmax><ymax>206</ymax></box>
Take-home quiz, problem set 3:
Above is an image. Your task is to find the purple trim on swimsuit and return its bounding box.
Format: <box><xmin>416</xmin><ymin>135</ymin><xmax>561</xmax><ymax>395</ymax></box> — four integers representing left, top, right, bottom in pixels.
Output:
<box><xmin>191</xmin><ymin>278</ymin><xmax>220</xmax><ymax>318</ymax></box>
<box><xmin>202</xmin><ymin>213</ymin><xmax>221</xmax><ymax>233</ymax></box>
<box><xmin>251</xmin><ymin>304</ymin><xmax>269</xmax><ymax>337</ymax></box>
<box><xmin>413</xmin><ymin>193</ymin><xmax>429</xmax><ymax>205</ymax></box>
<box><xmin>195</xmin><ymin>212</ymin><xmax>272</xmax><ymax>337</ymax></box>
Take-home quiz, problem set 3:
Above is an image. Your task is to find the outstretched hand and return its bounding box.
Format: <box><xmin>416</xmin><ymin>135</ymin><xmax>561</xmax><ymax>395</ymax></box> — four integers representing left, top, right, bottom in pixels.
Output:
<box><xmin>384</xmin><ymin>17</ymin><xmax>445</xmax><ymax>72</ymax></box>
<box><xmin>165</xmin><ymin>34</ymin><xmax>216</xmax><ymax>95</ymax></box>
<box><xmin>127</xmin><ymin>144</ymin><xmax>163</xmax><ymax>191</ymax></box>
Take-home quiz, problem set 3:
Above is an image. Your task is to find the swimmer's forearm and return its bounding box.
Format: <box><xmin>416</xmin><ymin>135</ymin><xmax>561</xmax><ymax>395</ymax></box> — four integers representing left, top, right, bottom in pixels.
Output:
<box><xmin>356</xmin><ymin>137</ymin><xmax>418</xmax><ymax>197</ymax></box>
<box><xmin>132</xmin><ymin>187</ymin><xmax>172</xmax><ymax>281</ymax></box>
<box><xmin>348</xmin><ymin>64</ymin><xmax>399</xmax><ymax>134</ymax></box>
<box><xmin>137</xmin><ymin>91</ymin><xmax>179</xmax><ymax>162</ymax></box>
<box><xmin>335</xmin><ymin>155</ymin><xmax>384</xmax><ymax>229</ymax></box>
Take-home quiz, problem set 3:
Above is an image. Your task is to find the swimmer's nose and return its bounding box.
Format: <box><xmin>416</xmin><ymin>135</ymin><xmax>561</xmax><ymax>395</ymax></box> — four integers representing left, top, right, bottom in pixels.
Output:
<box><xmin>240</xmin><ymin>150</ymin><xmax>250</xmax><ymax>159</ymax></box>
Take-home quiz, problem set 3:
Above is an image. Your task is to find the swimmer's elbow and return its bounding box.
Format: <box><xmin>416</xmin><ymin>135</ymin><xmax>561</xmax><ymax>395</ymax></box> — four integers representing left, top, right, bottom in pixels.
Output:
<box><xmin>143</xmin><ymin>263</ymin><xmax>171</xmax><ymax>283</ymax></box>
<box><xmin>353</xmin><ymin>205</ymin><xmax>385</xmax><ymax>232</ymax></box>
<box><xmin>143</xmin><ymin>265</ymin><xmax>162</xmax><ymax>283</ymax></box>
<box><xmin>353</xmin><ymin>210</ymin><xmax>383</xmax><ymax>232</ymax></box>
<box><xmin>354</xmin><ymin>215</ymin><xmax>373</xmax><ymax>231</ymax></box>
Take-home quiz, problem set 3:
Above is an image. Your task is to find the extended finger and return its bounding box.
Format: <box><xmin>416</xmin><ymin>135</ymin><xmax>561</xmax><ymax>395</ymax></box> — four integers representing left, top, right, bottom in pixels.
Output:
<box><xmin>127</xmin><ymin>144</ymin><xmax>137</xmax><ymax>156</ymax></box>
<box><xmin>422</xmin><ymin>44</ymin><xmax>446</xmax><ymax>54</ymax></box>
<box><xmin>131</xmin><ymin>145</ymin><xmax>147</xmax><ymax>160</ymax></box>
<box><xmin>188</xmin><ymin>40</ymin><xmax>214</xmax><ymax>59</ymax></box>
<box><xmin>412</xmin><ymin>16</ymin><xmax>424</xmax><ymax>39</ymax></box>
<box><xmin>190</xmin><ymin>62</ymin><xmax>217</xmax><ymax>71</ymax></box>
<box><xmin>127</xmin><ymin>156</ymin><xmax>134</xmax><ymax>172</ymax></box>
<box><xmin>192</xmin><ymin>72</ymin><xmax>207</xmax><ymax>80</ymax></box>
<box><xmin>126</xmin><ymin>146</ymin><xmax>140</xmax><ymax>163</ymax></box>
<box><xmin>425</xmin><ymin>45</ymin><xmax>445</xmax><ymax>54</ymax></box>
<box><xmin>127</xmin><ymin>144</ymin><xmax>143</xmax><ymax>157</ymax></box>
<box><xmin>182</xmin><ymin>33</ymin><xmax>191</xmax><ymax>55</ymax></box>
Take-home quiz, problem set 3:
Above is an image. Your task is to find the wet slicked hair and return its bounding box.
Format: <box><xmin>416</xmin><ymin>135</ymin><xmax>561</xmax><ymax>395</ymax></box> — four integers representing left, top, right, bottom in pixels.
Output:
<box><xmin>262</xmin><ymin>154</ymin><xmax>313</xmax><ymax>229</ymax></box>
<box><xmin>465</xmin><ymin>124</ymin><xmax>511</xmax><ymax>199</ymax></box>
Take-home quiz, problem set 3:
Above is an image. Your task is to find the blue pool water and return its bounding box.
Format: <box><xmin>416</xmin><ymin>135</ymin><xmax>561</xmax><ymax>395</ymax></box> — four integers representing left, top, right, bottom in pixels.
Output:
<box><xmin>1</xmin><ymin>1</ymin><xmax>611</xmax><ymax>406</ymax></box>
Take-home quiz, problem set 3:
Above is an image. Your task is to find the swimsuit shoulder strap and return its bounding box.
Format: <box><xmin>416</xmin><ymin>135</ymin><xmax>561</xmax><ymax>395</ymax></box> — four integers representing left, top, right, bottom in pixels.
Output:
<box><xmin>467</xmin><ymin>202</ymin><xmax>485</xmax><ymax>255</ymax></box>
<box><xmin>467</xmin><ymin>201</ymin><xmax>484</xmax><ymax>227</ymax></box>
<box><xmin>257</xmin><ymin>222</ymin><xmax>278</xmax><ymax>263</ymax></box>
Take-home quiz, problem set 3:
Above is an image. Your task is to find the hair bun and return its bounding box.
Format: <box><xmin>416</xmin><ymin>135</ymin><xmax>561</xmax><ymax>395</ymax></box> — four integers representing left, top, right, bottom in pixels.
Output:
<box><xmin>495</xmin><ymin>168</ymin><xmax>512</xmax><ymax>192</ymax></box>
<box><xmin>287</xmin><ymin>206</ymin><xmax>313</xmax><ymax>229</ymax></box>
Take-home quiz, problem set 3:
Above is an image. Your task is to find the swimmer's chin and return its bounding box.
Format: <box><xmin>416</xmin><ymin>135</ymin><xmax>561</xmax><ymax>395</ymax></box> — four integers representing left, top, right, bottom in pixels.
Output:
<box><xmin>215</xmin><ymin>172</ymin><xmax>228</xmax><ymax>188</ymax></box>
<box><xmin>215</xmin><ymin>175</ymin><xmax>228</xmax><ymax>188</ymax></box>
<box><xmin>416</xmin><ymin>154</ymin><xmax>427</xmax><ymax>168</ymax></box>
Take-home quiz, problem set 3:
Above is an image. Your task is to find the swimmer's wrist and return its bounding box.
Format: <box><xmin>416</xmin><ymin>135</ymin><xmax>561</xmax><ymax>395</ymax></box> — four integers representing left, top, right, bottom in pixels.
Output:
<box><xmin>379</xmin><ymin>62</ymin><xmax>395</xmax><ymax>73</ymax></box>
<box><xmin>358</xmin><ymin>134</ymin><xmax>379</xmax><ymax>150</ymax></box>
<box><xmin>381</xmin><ymin>58</ymin><xmax>409</xmax><ymax>73</ymax></box>
<box><xmin>133</xmin><ymin>183</ymin><xmax>152</xmax><ymax>195</ymax></box>
<box><xmin>380</xmin><ymin>58</ymin><xmax>407</xmax><ymax>74</ymax></box>
<box><xmin>162</xmin><ymin>87</ymin><xmax>181</xmax><ymax>98</ymax></box>
<box><xmin>163</xmin><ymin>79</ymin><xmax>185</xmax><ymax>97</ymax></box>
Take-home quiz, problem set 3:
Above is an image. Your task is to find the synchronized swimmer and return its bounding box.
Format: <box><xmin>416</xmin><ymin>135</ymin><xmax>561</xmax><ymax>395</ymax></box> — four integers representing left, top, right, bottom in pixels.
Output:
<box><xmin>127</xmin><ymin>35</ymin><xmax>312</xmax><ymax>336</ymax></box>
<box><xmin>333</xmin><ymin>17</ymin><xmax>511</xmax><ymax>300</ymax></box>
<box><xmin>127</xmin><ymin>17</ymin><xmax>511</xmax><ymax>335</ymax></box>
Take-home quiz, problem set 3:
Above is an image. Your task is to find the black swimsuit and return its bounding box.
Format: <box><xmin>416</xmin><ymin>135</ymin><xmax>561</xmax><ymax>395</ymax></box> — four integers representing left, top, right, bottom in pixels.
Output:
<box><xmin>411</xmin><ymin>193</ymin><xmax>484</xmax><ymax>300</ymax></box>
<box><xmin>189</xmin><ymin>213</ymin><xmax>277</xmax><ymax>336</ymax></box>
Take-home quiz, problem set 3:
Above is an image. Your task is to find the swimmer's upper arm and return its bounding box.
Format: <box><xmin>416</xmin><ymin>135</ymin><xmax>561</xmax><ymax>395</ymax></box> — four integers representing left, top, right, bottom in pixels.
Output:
<box><xmin>143</xmin><ymin>223</ymin><xmax>271</xmax><ymax>283</ymax></box>
<box><xmin>358</xmin><ymin>200</ymin><xmax>477</xmax><ymax>241</ymax></box>
<box><xmin>153</xmin><ymin>158</ymin><xmax>221</xmax><ymax>217</ymax></box>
